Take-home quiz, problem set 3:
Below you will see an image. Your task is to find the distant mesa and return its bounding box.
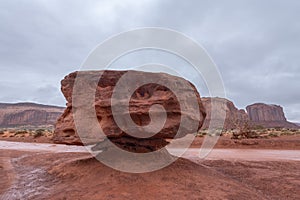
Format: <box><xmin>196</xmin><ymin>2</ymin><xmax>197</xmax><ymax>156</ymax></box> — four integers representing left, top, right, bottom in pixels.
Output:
<box><xmin>247</xmin><ymin>103</ymin><xmax>286</xmax><ymax>121</ymax></box>
<box><xmin>201</xmin><ymin>98</ymin><xmax>298</xmax><ymax>129</ymax></box>
<box><xmin>0</xmin><ymin>102</ymin><xmax>64</xmax><ymax>128</ymax></box>
<box><xmin>246</xmin><ymin>103</ymin><xmax>299</xmax><ymax>129</ymax></box>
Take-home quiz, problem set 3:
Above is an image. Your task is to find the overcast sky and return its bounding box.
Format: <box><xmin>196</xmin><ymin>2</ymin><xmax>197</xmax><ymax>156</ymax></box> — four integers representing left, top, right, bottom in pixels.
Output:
<box><xmin>0</xmin><ymin>0</ymin><xmax>299</xmax><ymax>122</ymax></box>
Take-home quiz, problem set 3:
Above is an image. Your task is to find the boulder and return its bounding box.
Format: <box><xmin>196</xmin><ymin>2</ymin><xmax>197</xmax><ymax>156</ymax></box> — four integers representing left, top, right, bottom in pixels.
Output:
<box><xmin>53</xmin><ymin>70</ymin><xmax>206</xmax><ymax>152</ymax></box>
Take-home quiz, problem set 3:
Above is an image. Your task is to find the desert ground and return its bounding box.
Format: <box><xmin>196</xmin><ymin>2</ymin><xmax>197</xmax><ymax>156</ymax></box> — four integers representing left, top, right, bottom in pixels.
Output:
<box><xmin>0</xmin><ymin>129</ymin><xmax>299</xmax><ymax>200</ymax></box>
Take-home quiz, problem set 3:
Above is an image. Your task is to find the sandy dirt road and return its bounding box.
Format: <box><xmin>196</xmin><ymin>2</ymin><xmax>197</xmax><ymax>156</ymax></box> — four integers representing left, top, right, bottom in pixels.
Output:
<box><xmin>1</xmin><ymin>140</ymin><xmax>299</xmax><ymax>161</ymax></box>
<box><xmin>0</xmin><ymin>141</ymin><xmax>299</xmax><ymax>200</ymax></box>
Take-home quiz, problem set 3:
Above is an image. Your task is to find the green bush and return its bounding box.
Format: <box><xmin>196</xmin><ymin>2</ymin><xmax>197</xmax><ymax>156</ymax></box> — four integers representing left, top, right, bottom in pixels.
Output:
<box><xmin>33</xmin><ymin>129</ymin><xmax>45</xmax><ymax>138</ymax></box>
<box><xmin>15</xmin><ymin>130</ymin><xmax>27</xmax><ymax>135</ymax></box>
<box><xmin>280</xmin><ymin>130</ymin><xmax>294</xmax><ymax>136</ymax></box>
<box><xmin>253</xmin><ymin>125</ymin><xmax>265</xmax><ymax>130</ymax></box>
<box><xmin>268</xmin><ymin>132</ymin><xmax>279</xmax><ymax>137</ymax></box>
<box><xmin>275</xmin><ymin>127</ymin><xmax>283</xmax><ymax>131</ymax></box>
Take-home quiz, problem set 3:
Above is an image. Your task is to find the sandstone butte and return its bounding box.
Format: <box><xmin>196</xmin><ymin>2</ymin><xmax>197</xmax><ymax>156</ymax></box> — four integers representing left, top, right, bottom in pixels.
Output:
<box><xmin>201</xmin><ymin>98</ymin><xmax>298</xmax><ymax>129</ymax></box>
<box><xmin>53</xmin><ymin>70</ymin><xmax>207</xmax><ymax>152</ymax></box>
<box><xmin>246</xmin><ymin>103</ymin><xmax>298</xmax><ymax>129</ymax></box>
<box><xmin>0</xmin><ymin>103</ymin><xmax>64</xmax><ymax>128</ymax></box>
<box><xmin>201</xmin><ymin>97</ymin><xmax>249</xmax><ymax>130</ymax></box>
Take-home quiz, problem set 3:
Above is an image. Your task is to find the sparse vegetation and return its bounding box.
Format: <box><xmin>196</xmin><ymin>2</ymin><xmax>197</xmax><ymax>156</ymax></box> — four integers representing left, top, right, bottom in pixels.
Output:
<box><xmin>268</xmin><ymin>132</ymin><xmax>279</xmax><ymax>137</ymax></box>
<box><xmin>33</xmin><ymin>129</ymin><xmax>45</xmax><ymax>138</ymax></box>
<box><xmin>15</xmin><ymin>130</ymin><xmax>28</xmax><ymax>135</ymax></box>
<box><xmin>196</xmin><ymin>129</ymin><xmax>225</xmax><ymax>137</ymax></box>
<box><xmin>196</xmin><ymin>131</ymin><xmax>206</xmax><ymax>137</ymax></box>
<box><xmin>253</xmin><ymin>125</ymin><xmax>265</xmax><ymax>130</ymax></box>
<box><xmin>0</xmin><ymin>127</ymin><xmax>54</xmax><ymax>138</ymax></box>
<box><xmin>230</xmin><ymin>119</ymin><xmax>260</xmax><ymax>139</ymax></box>
<box><xmin>196</xmin><ymin>126</ymin><xmax>300</xmax><ymax>139</ymax></box>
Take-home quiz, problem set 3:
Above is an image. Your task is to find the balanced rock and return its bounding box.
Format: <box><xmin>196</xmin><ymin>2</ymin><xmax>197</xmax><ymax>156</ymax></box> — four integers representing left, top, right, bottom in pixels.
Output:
<box><xmin>53</xmin><ymin>70</ymin><xmax>206</xmax><ymax>152</ymax></box>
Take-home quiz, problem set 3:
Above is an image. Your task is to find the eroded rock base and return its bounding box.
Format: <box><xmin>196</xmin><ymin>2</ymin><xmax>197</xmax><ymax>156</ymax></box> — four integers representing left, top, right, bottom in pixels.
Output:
<box><xmin>91</xmin><ymin>137</ymin><xmax>169</xmax><ymax>153</ymax></box>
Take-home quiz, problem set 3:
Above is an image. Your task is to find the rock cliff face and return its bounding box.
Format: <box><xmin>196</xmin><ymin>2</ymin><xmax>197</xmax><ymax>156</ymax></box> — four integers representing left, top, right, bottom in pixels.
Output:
<box><xmin>0</xmin><ymin>103</ymin><xmax>64</xmax><ymax>128</ymax></box>
<box><xmin>201</xmin><ymin>99</ymin><xmax>299</xmax><ymax>129</ymax></box>
<box><xmin>53</xmin><ymin>70</ymin><xmax>206</xmax><ymax>151</ymax></box>
<box><xmin>246</xmin><ymin>103</ymin><xmax>286</xmax><ymax>122</ymax></box>
<box><xmin>1</xmin><ymin>98</ymin><xmax>297</xmax><ymax>131</ymax></box>
<box><xmin>201</xmin><ymin>97</ymin><xmax>249</xmax><ymax>130</ymax></box>
<box><xmin>246</xmin><ymin>103</ymin><xmax>298</xmax><ymax>128</ymax></box>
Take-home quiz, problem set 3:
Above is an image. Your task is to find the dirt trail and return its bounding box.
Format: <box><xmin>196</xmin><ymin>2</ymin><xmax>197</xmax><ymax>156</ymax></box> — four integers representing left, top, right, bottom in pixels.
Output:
<box><xmin>0</xmin><ymin>152</ymin><xmax>59</xmax><ymax>200</ymax></box>
<box><xmin>1</xmin><ymin>140</ymin><xmax>299</xmax><ymax>161</ymax></box>
<box><xmin>0</xmin><ymin>141</ymin><xmax>299</xmax><ymax>200</ymax></box>
<box><xmin>0</xmin><ymin>141</ymin><xmax>87</xmax><ymax>153</ymax></box>
<box><xmin>0</xmin><ymin>157</ymin><xmax>14</xmax><ymax>195</ymax></box>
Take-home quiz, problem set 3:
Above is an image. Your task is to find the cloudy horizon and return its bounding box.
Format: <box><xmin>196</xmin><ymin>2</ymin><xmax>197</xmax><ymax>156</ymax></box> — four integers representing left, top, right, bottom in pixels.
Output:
<box><xmin>0</xmin><ymin>0</ymin><xmax>299</xmax><ymax>122</ymax></box>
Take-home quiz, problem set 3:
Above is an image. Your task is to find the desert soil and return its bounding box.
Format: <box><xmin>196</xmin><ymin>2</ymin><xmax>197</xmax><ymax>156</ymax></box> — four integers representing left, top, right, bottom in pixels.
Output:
<box><xmin>1</xmin><ymin>134</ymin><xmax>300</xmax><ymax>149</ymax></box>
<box><xmin>0</xmin><ymin>141</ymin><xmax>299</xmax><ymax>200</ymax></box>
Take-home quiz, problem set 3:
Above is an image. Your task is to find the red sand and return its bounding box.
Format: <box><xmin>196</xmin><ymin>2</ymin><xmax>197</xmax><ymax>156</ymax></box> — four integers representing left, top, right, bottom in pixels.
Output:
<box><xmin>0</xmin><ymin>143</ymin><xmax>299</xmax><ymax>199</ymax></box>
<box><xmin>1</xmin><ymin>134</ymin><xmax>300</xmax><ymax>150</ymax></box>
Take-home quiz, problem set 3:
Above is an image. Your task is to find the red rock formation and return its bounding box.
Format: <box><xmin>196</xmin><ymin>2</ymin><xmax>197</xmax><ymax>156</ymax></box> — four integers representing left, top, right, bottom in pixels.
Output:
<box><xmin>0</xmin><ymin>103</ymin><xmax>64</xmax><ymax>128</ymax></box>
<box><xmin>201</xmin><ymin>99</ymin><xmax>299</xmax><ymax>130</ymax></box>
<box><xmin>246</xmin><ymin>103</ymin><xmax>298</xmax><ymax>128</ymax></box>
<box><xmin>247</xmin><ymin>103</ymin><xmax>286</xmax><ymax>122</ymax></box>
<box><xmin>201</xmin><ymin>97</ymin><xmax>249</xmax><ymax>130</ymax></box>
<box><xmin>53</xmin><ymin>70</ymin><xmax>206</xmax><ymax>151</ymax></box>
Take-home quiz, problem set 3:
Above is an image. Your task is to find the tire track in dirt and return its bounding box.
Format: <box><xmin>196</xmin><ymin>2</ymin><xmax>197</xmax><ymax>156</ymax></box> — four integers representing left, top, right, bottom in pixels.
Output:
<box><xmin>0</xmin><ymin>153</ymin><xmax>55</xmax><ymax>200</ymax></box>
<box><xmin>0</xmin><ymin>157</ymin><xmax>15</xmax><ymax>195</ymax></box>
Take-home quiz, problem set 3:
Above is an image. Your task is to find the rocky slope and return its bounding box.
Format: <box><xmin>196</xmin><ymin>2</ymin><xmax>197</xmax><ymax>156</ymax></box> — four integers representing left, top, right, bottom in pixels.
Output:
<box><xmin>0</xmin><ymin>103</ymin><xmax>64</xmax><ymax>128</ymax></box>
<box><xmin>246</xmin><ymin>103</ymin><xmax>298</xmax><ymax>129</ymax></box>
